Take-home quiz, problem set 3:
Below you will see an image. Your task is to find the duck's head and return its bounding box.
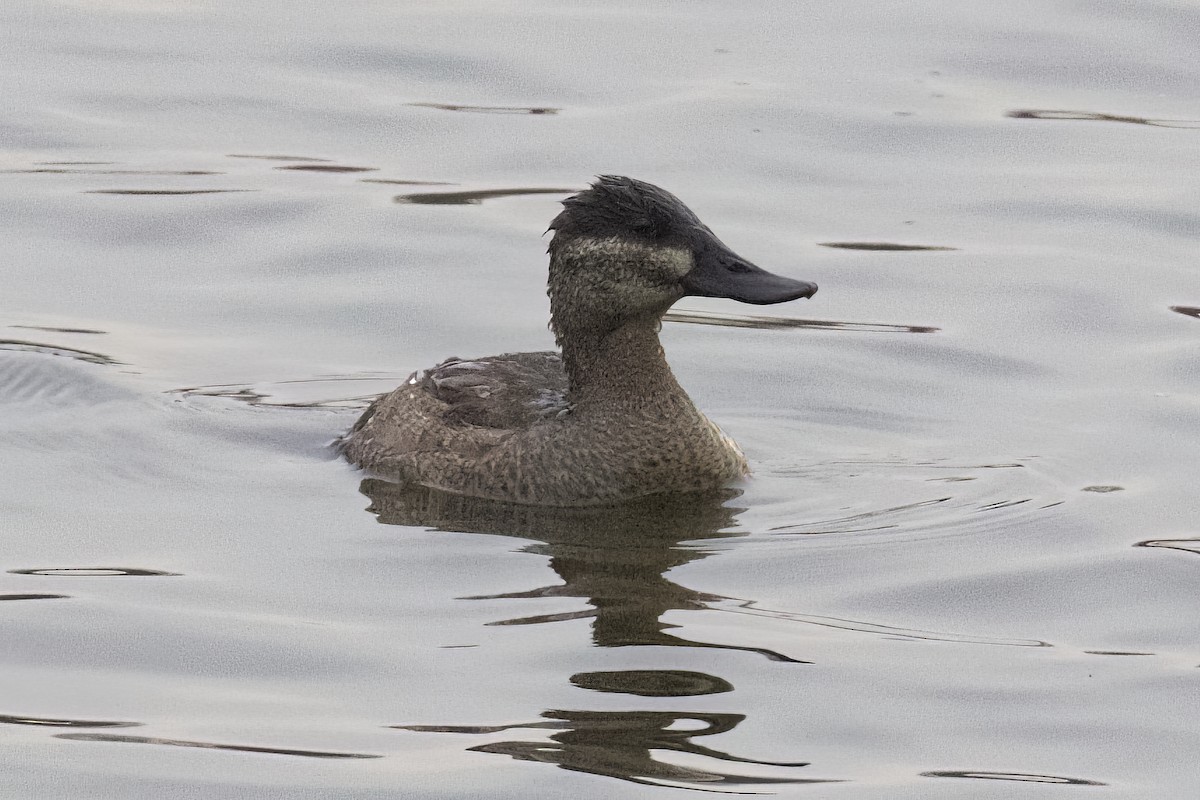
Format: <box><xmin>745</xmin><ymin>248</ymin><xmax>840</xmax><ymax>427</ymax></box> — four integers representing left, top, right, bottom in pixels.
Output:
<box><xmin>546</xmin><ymin>175</ymin><xmax>816</xmax><ymax>339</ymax></box>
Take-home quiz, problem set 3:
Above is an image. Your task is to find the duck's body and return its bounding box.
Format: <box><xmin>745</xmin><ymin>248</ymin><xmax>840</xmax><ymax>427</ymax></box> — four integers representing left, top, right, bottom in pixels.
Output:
<box><xmin>344</xmin><ymin>340</ymin><xmax>747</xmax><ymax>506</ymax></box>
<box><xmin>341</xmin><ymin>176</ymin><xmax>816</xmax><ymax>506</ymax></box>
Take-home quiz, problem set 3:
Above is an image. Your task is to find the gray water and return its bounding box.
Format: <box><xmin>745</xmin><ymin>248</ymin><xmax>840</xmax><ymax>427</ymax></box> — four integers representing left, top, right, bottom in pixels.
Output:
<box><xmin>2</xmin><ymin>1</ymin><xmax>1198</xmax><ymax>797</ymax></box>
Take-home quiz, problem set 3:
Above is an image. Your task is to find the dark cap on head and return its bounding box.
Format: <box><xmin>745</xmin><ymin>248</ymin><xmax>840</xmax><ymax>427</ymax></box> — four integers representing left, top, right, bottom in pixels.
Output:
<box><xmin>549</xmin><ymin>175</ymin><xmax>702</xmax><ymax>245</ymax></box>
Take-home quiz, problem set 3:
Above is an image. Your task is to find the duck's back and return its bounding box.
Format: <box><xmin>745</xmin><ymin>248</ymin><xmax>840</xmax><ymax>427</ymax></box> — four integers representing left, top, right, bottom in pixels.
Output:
<box><xmin>342</xmin><ymin>352</ymin><xmax>568</xmax><ymax>468</ymax></box>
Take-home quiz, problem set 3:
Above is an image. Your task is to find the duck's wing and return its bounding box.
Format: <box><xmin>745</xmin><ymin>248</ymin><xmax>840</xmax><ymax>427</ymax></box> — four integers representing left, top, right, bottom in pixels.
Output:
<box><xmin>421</xmin><ymin>352</ymin><xmax>569</xmax><ymax>429</ymax></box>
<box><xmin>340</xmin><ymin>351</ymin><xmax>567</xmax><ymax>470</ymax></box>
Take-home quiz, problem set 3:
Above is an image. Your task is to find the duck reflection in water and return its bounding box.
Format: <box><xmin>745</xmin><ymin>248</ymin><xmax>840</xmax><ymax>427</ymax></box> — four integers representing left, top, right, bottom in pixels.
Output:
<box><xmin>361</xmin><ymin>480</ymin><xmax>803</xmax><ymax>661</ymax></box>
<box><xmin>362</xmin><ymin>480</ymin><xmax>833</xmax><ymax>789</ymax></box>
<box><xmin>395</xmin><ymin>706</ymin><xmax>836</xmax><ymax>790</ymax></box>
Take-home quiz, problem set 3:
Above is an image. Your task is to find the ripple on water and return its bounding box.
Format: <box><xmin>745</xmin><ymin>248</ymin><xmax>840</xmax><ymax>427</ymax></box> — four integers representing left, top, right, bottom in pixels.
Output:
<box><xmin>0</xmin><ymin>714</ymin><xmax>139</xmax><ymax>728</ymax></box>
<box><xmin>8</xmin><ymin>568</ymin><xmax>180</xmax><ymax>577</ymax></box>
<box><xmin>664</xmin><ymin>309</ymin><xmax>939</xmax><ymax>333</ymax></box>
<box><xmin>922</xmin><ymin>770</ymin><xmax>1106</xmax><ymax>785</ymax></box>
<box><xmin>0</xmin><ymin>352</ymin><xmax>134</xmax><ymax>410</ymax></box>
<box><xmin>393</xmin><ymin>187</ymin><xmax>576</xmax><ymax>205</ymax></box>
<box><xmin>10</xmin><ymin>325</ymin><xmax>107</xmax><ymax>335</ymax></box>
<box><xmin>761</xmin><ymin>457</ymin><xmax>1065</xmax><ymax>545</ymax></box>
<box><xmin>1007</xmin><ymin>108</ymin><xmax>1200</xmax><ymax>129</ymax></box>
<box><xmin>817</xmin><ymin>241</ymin><xmax>957</xmax><ymax>251</ymax></box>
<box><xmin>703</xmin><ymin>599</ymin><xmax>1049</xmax><ymax>649</ymax></box>
<box><xmin>53</xmin><ymin>733</ymin><xmax>380</xmax><ymax>759</ymax></box>
<box><xmin>274</xmin><ymin>164</ymin><xmax>378</xmax><ymax>173</ymax></box>
<box><xmin>408</xmin><ymin>102</ymin><xmax>559</xmax><ymax>114</ymax></box>
<box><xmin>359</xmin><ymin>178</ymin><xmax>455</xmax><ymax>186</ymax></box>
<box><xmin>0</xmin><ymin>339</ymin><xmax>118</xmax><ymax>366</ymax></box>
<box><xmin>1135</xmin><ymin>538</ymin><xmax>1200</xmax><ymax>556</ymax></box>
<box><xmin>168</xmin><ymin>376</ymin><xmax>393</xmax><ymax>409</ymax></box>
<box><xmin>0</xmin><ymin>168</ymin><xmax>221</xmax><ymax>175</ymax></box>
<box><xmin>83</xmin><ymin>189</ymin><xmax>256</xmax><ymax>195</ymax></box>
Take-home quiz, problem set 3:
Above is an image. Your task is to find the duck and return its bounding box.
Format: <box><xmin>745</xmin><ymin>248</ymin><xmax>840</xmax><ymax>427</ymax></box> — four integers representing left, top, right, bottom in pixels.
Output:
<box><xmin>341</xmin><ymin>175</ymin><xmax>817</xmax><ymax>506</ymax></box>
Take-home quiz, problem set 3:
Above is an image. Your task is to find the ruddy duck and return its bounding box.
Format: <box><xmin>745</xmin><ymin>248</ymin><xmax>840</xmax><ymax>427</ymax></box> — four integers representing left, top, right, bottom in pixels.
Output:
<box><xmin>341</xmin><ymin>176</ymin><xmax>816</xmax><ymax>505</ymax></box>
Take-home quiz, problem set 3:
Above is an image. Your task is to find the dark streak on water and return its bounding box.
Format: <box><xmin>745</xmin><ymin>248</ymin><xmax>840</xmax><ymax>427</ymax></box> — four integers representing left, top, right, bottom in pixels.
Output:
<box><xmin>818</xmin><ymin>242</ymin><xmax>958</xmax><ymax>251</ymax></box>
<box><xmin>0</xmin><ymin>594</ymin><xmax>70</xmax><ymax>602</ymax></box>
<box><xmin>1</xmin><ymin>714</ymin><xmax>139</xmax><ymax>728</ymax></box>
<box><xmin>54</xmin><ymin>733</ymin><xmax>382</xmax><ymax>759</ymax></box>
<box><xmin>1</xmin><ymin>169</ymin><xmax>221</xmax><ymax>175</ymax></box>
<box><xmin>408</xmin><ymin>102</ymin><xmax>560</xmax><ymax>115</ymax></box>
<box><xmin>11</xmin><ymin>325</ymin><xmax>107</xmax><ymax>335</ymax></box>
<box><xmin>0</xmin><ymin>339</ymin><xmax>119</xmax><ymax>365</ymax></box>
<box><xmin>1007</xmin><ymin>109</ymin><xmax>1200</xmax><ymax>129</ymax></box>
<box><xmin>359</xmin><ymin>178</ymin><xmax>457</xmax><ymax>186</ymax></box>
<box><xmin>82</xmin><ymin>189</ymin><xmax>256</xmax><ymax>196</ymax></box>
<box><xmin>922</xmin><ymin>770</ymin><xmax>1106</xmax><ymax>786</ymax></box>
<box><xmin>1170</xmin><ymin>305</ymin><xmax>1200</xmax><ymax>319</ymax></box>
<box><xmin>395</xmin><ymin>187</ymin><xmax>577</xmax><ymax>205</ymax></box>
<box><xmin>9</xmin><ymin>567</ymin><xmax>181</xmax><ymax>577</ymax></box>
<box><xmin>1135</xmin><ymin>538</ymin><xmax>1200</xmax><ymax>556</ymax></box>
<box><xmin>274</xmin><ymin>164</ymin><xmax>378</xmax><ymax>173</ymax></box>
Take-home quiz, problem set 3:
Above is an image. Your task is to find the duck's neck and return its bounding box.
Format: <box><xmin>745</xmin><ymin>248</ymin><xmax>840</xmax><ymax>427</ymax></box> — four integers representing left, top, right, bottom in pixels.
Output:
<box><xmin>558</xmin><ymin>315</ymin><xmax>689</xmax><ymax>409</ymax></box>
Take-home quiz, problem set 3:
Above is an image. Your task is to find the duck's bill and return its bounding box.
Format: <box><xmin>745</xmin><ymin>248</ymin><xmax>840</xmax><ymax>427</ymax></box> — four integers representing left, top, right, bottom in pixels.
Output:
<box><xmin>682</xmin><ymin>240</ymin><xmax>817</xmax><ymax>305</ymax></box>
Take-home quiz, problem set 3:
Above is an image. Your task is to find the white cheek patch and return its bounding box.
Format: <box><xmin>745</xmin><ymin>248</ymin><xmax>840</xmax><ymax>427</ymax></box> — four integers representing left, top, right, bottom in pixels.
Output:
<box><xmin>568</xmin><ymin>238</ymin><xmax>692</xmax><ymax>281</ymax></box>
<box><xmin>551</xmin><ymin>238</ymin><xmax>694</xmax><ymax>320</ymax></box>
<box><xmin>659</xmin><ymin>247</ymin><xmax>693</xmax><ymax>279</ymax></box>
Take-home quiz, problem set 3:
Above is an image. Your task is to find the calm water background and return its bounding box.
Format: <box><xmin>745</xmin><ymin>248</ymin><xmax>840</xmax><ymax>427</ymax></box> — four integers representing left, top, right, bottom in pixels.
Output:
<box><xmin>2</xmin><ymin>1</ymin><xmax>1198</xmax><ymax>797</ymax></box>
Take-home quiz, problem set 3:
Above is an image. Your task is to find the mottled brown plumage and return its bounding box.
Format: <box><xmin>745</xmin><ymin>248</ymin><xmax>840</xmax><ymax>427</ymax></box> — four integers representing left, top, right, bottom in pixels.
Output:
<box><xmin>341</xmin><ymin>176</ymin><xmax>816</xmax><ymax>505</ymax></box>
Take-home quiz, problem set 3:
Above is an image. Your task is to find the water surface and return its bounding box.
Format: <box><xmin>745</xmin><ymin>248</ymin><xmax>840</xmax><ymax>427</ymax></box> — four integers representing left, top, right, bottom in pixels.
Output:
<box><xmin>2</xmin><ymin>1</ymin><xmax>1198</xmax><ymax>797</ymax></box>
